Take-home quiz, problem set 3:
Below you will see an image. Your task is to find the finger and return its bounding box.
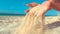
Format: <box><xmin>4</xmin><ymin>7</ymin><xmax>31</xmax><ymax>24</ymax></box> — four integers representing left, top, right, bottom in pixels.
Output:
<box><xmin>26</xmin><ymin>4</ymin><xmax>32</xmax><ymax>7</ymax></box>
<box><xmin>26</xmin><ymin>2</ymin><xmax>38</xmax><ymax>7</ymax></box>
<box><xmin>31</xmin><ymin>2</ymin><xmax>38</xmax><ymax>7</ymax></box>
<box><xmin>26</xmin><ymin>3</ymin><xmax>39</xmax><ymax>13</ymax></box>
<box><xmin>25</xmin><ymin>10</ymin><xmax>29</xmax><ymax>12</ymax></box>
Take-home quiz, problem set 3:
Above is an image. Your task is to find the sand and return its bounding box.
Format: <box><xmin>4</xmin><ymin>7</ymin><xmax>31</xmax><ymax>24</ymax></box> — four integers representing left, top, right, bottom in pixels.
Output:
<box><xmin>0</xmin><ymin>16</ymin><xmax>60</xmax><ymax>34</ymax></box>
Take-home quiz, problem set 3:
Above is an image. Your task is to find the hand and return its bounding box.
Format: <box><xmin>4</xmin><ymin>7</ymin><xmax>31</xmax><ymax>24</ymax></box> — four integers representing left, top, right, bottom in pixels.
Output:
<box><xmin>26</xmin><ymin>1</ymin><xmax>52</xmax><ymax>16</ymax></box>
<box><xmin>26</xmin><ymin>2</ymin><xmax>38</xmax><ymax>12</ymax></box>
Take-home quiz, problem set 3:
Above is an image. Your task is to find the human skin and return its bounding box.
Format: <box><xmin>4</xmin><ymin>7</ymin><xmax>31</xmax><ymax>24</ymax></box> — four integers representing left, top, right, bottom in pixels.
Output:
<box><xmin>26</xmin><ymin>0</ymin><xmax>60</xmax><ymax>12</ymax></box>
<box><xmin>51</xmin><ymin>0</ymin><xmax>60</xmax><ymax>11</ymax></box>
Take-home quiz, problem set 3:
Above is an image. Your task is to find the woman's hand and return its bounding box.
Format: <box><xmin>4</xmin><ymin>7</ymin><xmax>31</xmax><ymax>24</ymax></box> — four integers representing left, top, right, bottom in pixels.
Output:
<box><xmin>26</xmin><ymin>2</ymin><xmax>38</xmax><ymax>12</ymax></box>
<box><xmin>26</xmin><ymin>1</ymin><xmax>52</xmax><ymax>16</ymax></box>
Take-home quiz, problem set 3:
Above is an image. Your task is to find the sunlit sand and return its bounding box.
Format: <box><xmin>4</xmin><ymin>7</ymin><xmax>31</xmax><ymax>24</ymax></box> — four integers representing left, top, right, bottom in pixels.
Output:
<box><xmin>0</xmin><ymin>16</ymin><xmax>60</xmax><ymax>34</ymax></box>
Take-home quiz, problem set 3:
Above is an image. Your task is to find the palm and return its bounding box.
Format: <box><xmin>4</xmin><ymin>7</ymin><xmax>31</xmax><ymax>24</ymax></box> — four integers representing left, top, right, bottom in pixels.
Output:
<box><xmin>26</xmin><ymin>1</ymin><xmax>52</xmax><ymax>16</ymax></box>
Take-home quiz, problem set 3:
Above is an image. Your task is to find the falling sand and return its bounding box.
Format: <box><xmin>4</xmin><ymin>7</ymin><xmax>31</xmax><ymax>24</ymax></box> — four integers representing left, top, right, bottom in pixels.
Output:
<box><xmin>15</xmin><ymin>5</ymin><xmax>46</xmax><ymax>34</ymax></box>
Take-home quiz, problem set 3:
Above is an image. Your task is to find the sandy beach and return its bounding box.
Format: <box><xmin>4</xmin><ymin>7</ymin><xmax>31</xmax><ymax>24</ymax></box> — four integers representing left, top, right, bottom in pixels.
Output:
<box><xmin>0</xmin><ymin>16</ymin><xmax>60</xmax><ymax>34</ymax></box>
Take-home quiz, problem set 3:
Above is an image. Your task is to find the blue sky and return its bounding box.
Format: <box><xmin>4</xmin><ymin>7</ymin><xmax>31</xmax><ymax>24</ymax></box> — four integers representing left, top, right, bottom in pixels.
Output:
<box><xmin>0</xmin><ymin>0</ymin><xmax>60</xmax><ymax>15</ymax></box>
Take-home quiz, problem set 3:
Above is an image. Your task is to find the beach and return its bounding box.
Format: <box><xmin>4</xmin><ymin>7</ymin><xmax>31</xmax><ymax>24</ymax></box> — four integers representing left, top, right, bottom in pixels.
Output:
<box><xmin>0</xmin><ymin>16</ymin><xmax>60</xmax><ymax>34</ymax></box>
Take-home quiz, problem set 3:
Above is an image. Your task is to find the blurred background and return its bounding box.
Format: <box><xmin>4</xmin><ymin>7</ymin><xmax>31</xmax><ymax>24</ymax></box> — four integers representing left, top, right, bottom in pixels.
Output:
<box><xmin>0</xmin><ymin>0</ymin><xmax>60</xmax><ymax>16</ymax></box>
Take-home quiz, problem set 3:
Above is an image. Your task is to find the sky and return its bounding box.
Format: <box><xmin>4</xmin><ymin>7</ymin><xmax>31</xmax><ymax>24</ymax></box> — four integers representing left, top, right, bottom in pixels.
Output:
<box><xmin>0</xmin><ymin>0</ymin><xmax>60</xmax><ymax>15</ymax></box>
